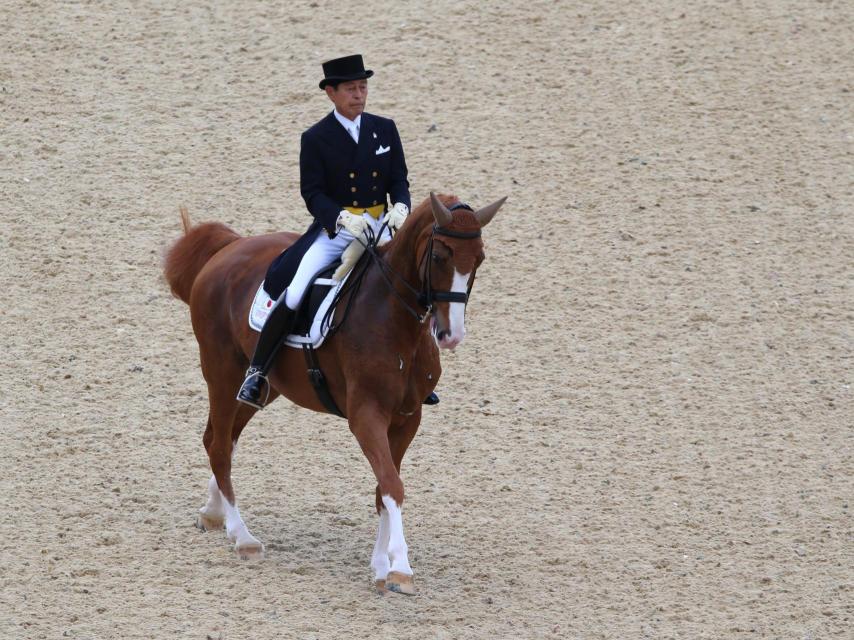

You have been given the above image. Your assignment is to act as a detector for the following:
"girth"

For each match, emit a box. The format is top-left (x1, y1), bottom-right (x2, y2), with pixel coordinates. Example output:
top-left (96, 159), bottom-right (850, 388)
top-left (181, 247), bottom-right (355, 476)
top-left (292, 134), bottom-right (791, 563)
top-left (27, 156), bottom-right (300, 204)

top-left (302, 343), bottom-right (345, 418)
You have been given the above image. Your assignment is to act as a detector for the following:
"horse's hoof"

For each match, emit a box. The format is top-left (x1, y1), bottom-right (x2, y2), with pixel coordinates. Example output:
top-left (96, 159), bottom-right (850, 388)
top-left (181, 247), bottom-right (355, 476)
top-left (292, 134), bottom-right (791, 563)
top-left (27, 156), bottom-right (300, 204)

top-left (196, 514), bottom-right (224, 531)
top-left (235, 542), bottom-right (265, 561)
top-left (385, 572), bottom-right (416, 596)
top-left (374, 579), bottom-right (388, 596)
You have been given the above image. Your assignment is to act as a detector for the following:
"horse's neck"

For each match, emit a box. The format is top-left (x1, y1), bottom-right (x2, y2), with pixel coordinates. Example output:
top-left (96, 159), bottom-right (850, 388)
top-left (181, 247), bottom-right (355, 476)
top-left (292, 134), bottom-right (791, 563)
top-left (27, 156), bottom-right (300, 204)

top-left (349, 217), bottom-right (430, 343)
top-left (380, 215), bottom-right (430, 285)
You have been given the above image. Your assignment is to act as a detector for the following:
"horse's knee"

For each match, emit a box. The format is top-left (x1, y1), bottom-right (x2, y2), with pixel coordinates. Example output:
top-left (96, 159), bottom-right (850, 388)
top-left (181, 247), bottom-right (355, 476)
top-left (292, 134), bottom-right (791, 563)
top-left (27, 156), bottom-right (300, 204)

top-left (378, 475), bottom-right (404, 507)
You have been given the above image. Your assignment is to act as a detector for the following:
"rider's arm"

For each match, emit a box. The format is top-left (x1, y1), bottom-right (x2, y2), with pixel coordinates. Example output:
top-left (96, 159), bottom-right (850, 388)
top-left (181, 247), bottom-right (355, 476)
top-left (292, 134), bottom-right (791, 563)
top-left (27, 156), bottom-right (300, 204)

top-left (386, 120), bottom-right (411, 213)
top-left (300, 130), bottom-right (344, 236)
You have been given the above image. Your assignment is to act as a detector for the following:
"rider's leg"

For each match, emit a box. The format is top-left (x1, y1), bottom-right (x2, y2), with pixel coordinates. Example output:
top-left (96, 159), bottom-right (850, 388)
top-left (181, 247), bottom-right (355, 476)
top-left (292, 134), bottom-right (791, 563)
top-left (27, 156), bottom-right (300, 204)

top-left (285, 228), bottom-right (353, 309)
top-left (236, 229), bottom-right (355, 409)
top-left (235, 291), bottom-right (297, 409)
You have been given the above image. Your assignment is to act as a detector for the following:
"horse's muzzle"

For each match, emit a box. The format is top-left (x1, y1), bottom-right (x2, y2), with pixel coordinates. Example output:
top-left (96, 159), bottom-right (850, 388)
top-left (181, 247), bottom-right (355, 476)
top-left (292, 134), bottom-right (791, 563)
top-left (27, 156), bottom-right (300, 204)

top-left (432, 316), bottom-right (464, 350)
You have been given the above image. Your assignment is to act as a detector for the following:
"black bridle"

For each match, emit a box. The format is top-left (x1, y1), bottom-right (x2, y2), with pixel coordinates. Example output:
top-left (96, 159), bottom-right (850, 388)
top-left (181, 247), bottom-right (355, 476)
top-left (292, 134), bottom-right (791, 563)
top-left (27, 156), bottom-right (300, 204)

top-left (417, 222), bottom-right (481, 309)
top-left (366, 203), bottom-right (482, 324)
top-left (323, 203), bottom-right (482, 335)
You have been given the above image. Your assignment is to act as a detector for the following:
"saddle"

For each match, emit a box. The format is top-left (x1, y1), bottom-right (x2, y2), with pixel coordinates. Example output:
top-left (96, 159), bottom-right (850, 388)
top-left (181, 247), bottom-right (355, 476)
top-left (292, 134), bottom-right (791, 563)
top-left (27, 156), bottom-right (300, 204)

top-left (251, 245), bottom-right (373, 419)
top-left (249, 261), bottom-right (348, 349)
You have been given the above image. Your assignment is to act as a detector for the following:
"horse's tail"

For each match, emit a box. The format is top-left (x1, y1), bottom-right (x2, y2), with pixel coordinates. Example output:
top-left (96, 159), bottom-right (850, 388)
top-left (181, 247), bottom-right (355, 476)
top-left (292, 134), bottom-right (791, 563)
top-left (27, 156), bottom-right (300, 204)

top-left (163, 206), bottom-right (240, 304)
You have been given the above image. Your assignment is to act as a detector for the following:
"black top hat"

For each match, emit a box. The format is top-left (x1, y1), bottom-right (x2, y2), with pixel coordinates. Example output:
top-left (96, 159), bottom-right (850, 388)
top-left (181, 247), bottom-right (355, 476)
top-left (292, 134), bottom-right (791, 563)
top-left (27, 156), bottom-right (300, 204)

top-left (319, 54), bottom-right (374, 89)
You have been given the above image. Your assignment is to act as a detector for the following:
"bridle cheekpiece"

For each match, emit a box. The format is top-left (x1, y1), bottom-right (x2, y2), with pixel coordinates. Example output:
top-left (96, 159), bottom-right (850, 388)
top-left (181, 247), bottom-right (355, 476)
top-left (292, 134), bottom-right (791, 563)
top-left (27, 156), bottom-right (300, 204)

top-left (419, 202), bottom-right (481, 311)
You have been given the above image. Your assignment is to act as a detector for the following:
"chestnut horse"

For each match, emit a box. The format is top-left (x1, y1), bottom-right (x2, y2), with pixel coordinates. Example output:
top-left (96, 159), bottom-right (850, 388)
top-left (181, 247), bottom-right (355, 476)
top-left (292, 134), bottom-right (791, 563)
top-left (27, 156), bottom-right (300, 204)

top-left (163, 192), bottom-right (505, 594)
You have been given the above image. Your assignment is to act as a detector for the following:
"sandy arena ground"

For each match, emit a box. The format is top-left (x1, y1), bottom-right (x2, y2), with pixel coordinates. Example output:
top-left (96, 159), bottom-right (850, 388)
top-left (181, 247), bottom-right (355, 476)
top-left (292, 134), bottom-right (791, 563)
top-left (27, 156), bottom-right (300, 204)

top-left (1, 1), bottom-right (851, 638)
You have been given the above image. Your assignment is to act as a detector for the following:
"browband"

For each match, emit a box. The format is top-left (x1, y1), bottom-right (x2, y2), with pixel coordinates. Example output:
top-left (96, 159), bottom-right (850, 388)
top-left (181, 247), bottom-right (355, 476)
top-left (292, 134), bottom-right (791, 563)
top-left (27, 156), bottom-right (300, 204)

top-left (435, 201), bottom-right (481, 238)
top-left (433, 225), bottom-right (481, 239)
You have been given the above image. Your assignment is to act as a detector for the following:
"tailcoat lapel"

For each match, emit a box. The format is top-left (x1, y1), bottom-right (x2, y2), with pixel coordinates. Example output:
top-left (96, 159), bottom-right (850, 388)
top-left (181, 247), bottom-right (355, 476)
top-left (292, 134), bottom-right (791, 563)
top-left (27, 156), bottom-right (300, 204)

top-left (354, 112), bottom-right (375, 167)
top-left (320, 111), bottom-right (358, 152)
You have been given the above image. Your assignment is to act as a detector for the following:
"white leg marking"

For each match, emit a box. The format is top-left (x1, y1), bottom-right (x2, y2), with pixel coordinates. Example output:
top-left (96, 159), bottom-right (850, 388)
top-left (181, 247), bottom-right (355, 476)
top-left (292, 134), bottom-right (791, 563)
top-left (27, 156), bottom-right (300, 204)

top-left (199, 441), bottom-right (239, 521)
top-left (381, 495), bottom-right (412, 575)
top-left (371, 507), bottom-right (392, 581)
top-left (199, 474), bottom-right (226, 521)
top-left (223, 499), bottom-right (261, 550)
top-left (225, 442), bottom-right (262, 552)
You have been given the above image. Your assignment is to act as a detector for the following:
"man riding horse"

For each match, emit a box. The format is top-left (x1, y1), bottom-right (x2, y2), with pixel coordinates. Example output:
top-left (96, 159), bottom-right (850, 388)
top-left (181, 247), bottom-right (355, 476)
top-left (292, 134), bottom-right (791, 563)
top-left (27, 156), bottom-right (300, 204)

top-left (236, 54), bottom-right (439, 409)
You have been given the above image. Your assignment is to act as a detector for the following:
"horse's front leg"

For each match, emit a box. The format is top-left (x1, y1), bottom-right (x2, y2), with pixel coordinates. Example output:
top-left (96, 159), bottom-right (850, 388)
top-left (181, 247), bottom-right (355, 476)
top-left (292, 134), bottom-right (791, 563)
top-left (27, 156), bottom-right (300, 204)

top-left (370, 505), bottom-right (391, 592)
top-left (369, 493), bottom-right (414, 594)
top-left (380, 411), bottom-right (421, 594)
top-left (380, 494), bottom-right (414, 594)
top-left (349, 403), bottom-right (416, 595)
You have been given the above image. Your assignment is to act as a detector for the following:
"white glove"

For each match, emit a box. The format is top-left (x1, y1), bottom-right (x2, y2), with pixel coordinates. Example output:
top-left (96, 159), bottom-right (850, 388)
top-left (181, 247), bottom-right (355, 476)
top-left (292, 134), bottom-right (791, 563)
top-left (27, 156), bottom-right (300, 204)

top-left (386, 202), bottom-right (409, 232)
top-left (336, 210), bottom-right (368, 237)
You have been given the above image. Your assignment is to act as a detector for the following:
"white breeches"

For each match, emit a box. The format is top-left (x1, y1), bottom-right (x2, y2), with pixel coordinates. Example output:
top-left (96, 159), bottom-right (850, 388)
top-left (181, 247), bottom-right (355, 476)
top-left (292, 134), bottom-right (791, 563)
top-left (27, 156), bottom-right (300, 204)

top-left (284, 212), bottom-right (390, 310)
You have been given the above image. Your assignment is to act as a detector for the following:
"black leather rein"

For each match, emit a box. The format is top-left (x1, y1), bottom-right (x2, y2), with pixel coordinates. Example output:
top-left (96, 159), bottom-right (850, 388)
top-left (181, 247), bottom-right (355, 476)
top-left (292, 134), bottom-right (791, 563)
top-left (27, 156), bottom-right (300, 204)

top-left (366, 203), bottom-right (482, 324)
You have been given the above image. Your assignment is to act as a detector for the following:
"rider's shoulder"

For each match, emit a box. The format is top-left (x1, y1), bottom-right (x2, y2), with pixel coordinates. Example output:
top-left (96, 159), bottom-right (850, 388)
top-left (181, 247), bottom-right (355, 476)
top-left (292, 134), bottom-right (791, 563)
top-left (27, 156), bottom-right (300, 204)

top-left (302, 118), bottom-right (328, 140)
top-left (365, 112), bottom-right (397, 129)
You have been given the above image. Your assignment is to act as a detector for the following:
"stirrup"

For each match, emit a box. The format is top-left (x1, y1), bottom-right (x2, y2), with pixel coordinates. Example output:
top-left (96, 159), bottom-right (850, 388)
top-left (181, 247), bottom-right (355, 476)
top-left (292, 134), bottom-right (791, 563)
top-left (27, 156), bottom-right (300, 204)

top-left (236, 368), bottom-right (271, 410)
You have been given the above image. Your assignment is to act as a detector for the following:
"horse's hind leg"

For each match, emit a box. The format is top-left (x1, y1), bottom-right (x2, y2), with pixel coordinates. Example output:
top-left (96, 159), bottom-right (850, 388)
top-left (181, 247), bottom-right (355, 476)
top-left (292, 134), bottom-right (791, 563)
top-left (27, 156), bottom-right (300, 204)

top-left (196, 405), bottom-right (257, 532)
top-left (197, 416), bottom-right (225, 530)
top-left (200, 369), bottom-right (265, 559)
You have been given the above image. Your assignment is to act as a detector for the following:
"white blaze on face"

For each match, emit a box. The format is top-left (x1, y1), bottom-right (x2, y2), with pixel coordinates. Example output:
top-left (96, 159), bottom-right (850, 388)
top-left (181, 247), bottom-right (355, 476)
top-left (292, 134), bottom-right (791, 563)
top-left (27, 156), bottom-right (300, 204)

top-left (440, 269), bottom-right (469, 349)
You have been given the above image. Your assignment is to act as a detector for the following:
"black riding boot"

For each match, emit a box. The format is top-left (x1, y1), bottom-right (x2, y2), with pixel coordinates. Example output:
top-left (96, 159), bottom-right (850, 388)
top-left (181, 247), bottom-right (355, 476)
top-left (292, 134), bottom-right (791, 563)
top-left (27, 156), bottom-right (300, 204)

top-left (236, 300), bottom-right (297, 409)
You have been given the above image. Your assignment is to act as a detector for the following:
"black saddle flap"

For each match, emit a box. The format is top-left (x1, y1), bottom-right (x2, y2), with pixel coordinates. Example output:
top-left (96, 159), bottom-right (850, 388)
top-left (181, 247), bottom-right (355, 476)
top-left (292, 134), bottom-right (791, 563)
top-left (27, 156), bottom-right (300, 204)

top-left (291, 262), bottom-right (341, 336)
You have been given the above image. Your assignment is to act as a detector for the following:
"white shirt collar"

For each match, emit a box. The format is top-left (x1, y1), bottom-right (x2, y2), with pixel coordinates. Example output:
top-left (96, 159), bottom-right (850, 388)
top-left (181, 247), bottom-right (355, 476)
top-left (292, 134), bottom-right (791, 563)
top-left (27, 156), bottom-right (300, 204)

top-left (333, 110), bottom-right (361, 143)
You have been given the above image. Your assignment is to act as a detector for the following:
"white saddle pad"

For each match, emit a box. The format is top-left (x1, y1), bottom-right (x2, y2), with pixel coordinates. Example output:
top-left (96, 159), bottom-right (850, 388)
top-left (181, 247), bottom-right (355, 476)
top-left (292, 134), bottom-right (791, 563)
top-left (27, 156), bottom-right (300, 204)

top-left (249, 276), bottom-right (347, 349)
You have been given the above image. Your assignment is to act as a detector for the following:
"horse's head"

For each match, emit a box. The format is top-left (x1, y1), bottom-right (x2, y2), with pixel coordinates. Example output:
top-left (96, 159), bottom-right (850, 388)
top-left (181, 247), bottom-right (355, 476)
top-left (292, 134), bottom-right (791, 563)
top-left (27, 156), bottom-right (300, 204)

top-left (421, 191), bottom-right (506, 350)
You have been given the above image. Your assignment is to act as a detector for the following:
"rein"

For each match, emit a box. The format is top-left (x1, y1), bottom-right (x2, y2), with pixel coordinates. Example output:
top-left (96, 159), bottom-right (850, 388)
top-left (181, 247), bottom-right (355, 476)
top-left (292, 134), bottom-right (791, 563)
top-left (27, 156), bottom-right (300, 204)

top-left (329, 203), bottom-right (481, 329)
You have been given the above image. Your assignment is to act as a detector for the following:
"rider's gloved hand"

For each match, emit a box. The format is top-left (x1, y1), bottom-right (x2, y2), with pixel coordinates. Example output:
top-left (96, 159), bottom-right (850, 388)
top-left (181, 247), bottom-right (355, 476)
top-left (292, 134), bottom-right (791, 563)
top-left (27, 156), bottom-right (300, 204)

top-left (336, 210), bottom-right (368, 237)
top-left (386, 202), bottom-right (409, 232)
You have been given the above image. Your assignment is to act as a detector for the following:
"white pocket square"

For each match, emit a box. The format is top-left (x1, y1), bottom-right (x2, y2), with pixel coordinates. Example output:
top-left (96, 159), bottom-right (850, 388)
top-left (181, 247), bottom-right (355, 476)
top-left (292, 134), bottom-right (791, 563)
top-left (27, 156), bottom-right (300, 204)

top-left (375, 145), bottom-right (390, 155)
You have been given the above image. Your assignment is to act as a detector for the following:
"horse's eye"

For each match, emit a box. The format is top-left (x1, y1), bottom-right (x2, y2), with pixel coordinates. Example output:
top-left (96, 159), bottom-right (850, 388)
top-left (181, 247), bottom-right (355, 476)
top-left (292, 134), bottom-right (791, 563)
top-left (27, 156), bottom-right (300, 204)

top-left (431, 252), bottom-right (444, 263)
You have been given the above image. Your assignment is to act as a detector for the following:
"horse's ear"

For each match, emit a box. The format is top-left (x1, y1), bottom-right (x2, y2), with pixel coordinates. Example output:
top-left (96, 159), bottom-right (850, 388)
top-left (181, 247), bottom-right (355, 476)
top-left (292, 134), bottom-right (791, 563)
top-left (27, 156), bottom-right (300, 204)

top-left (474, 196), bottom-right (507, 227)
top-left (430, 192), bottom-right (453, 227)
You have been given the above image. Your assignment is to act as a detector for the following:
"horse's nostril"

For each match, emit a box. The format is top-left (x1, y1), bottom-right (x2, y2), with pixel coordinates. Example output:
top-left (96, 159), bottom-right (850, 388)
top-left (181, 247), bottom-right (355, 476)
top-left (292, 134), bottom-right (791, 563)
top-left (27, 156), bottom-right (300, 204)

top-left (437, 330), bottom-right (449, 341)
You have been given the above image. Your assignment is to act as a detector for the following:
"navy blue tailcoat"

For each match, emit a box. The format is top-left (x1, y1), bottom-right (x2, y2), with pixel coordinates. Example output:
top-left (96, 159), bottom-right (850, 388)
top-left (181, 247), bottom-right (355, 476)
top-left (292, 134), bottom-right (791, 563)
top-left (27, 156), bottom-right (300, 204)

top-left (264, 111), bottom-right (411, 298)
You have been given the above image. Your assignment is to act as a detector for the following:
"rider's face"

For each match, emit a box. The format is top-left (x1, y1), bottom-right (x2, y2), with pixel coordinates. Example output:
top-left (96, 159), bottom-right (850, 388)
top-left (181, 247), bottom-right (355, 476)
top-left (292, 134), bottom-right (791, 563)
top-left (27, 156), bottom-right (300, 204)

top-left (326, 79), bottom-right (368, 121)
